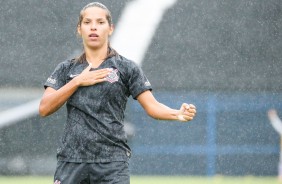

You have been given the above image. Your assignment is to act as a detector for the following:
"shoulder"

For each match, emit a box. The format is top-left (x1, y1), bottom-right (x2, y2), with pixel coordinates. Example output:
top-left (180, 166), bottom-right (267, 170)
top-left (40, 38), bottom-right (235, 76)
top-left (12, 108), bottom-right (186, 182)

top-left (112, 55), bottom-right (139, 71)
top-left (54, 59), bottom-right (78, 72)
top-left (58, 59), bottom-right (76, 68)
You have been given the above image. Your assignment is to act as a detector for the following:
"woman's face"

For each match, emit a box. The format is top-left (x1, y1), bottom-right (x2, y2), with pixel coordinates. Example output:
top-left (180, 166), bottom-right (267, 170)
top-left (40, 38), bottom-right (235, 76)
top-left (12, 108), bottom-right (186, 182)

top-left (77, 7), bottom-right (113, 50)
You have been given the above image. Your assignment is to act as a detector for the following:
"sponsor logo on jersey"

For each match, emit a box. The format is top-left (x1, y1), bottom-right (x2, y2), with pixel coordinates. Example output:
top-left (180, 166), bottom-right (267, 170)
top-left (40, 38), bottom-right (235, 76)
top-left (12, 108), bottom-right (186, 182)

top-left (47, 77), bottom-right (56, 84)
top-left (106, 68), bottom-right (119, 83)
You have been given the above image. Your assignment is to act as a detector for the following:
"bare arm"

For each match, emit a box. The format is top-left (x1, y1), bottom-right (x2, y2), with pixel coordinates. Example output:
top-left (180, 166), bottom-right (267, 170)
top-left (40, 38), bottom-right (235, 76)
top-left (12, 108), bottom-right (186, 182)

top-left (137, 90), bottom-right (196, 122)
top-left (39, 64), bottom-right (110, 117)
top-left (268, 109), bottom-right (282, 135)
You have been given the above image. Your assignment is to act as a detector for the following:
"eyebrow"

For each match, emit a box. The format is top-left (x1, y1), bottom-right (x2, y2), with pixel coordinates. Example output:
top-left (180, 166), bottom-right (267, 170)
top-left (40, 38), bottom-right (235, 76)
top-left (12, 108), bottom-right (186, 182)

top-left (83, 17), bottom-right (106, 21)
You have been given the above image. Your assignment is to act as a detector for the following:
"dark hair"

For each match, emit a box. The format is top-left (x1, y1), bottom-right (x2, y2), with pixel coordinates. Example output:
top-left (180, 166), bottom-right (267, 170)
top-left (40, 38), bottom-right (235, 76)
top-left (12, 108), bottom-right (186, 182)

top-left (76, 2), bottom-right (117, 63)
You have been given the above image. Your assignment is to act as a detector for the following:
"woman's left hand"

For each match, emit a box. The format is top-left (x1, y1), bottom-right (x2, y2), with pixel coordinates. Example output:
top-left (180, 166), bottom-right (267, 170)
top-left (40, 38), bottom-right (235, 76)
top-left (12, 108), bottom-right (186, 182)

top-left (177, 103), bottom-right (196, 122)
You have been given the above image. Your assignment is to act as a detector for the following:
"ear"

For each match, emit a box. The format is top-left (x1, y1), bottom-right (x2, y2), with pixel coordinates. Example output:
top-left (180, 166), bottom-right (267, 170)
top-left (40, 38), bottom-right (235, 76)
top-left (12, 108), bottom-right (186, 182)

top-left (109, 24), bottom-right (114, 36)
top-left (77, 25), bottom-right (81, 36)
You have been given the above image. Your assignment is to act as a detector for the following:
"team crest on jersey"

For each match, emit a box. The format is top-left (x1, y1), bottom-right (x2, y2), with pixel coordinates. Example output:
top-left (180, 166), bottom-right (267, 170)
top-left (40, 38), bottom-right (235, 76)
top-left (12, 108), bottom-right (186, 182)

top-left (106, 68), bottom-right (119, 83)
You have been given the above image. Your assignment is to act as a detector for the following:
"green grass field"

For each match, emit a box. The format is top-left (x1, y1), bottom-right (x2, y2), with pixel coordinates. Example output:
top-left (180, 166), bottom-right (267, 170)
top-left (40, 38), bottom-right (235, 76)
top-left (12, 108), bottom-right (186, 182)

top-left (0, 176), bottom-right (280, 184)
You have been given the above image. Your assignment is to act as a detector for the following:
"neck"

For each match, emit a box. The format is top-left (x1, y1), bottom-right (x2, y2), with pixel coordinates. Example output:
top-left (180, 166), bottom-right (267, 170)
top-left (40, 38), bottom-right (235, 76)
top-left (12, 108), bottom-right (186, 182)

top-left (84, 45), bottom-right (108, 68)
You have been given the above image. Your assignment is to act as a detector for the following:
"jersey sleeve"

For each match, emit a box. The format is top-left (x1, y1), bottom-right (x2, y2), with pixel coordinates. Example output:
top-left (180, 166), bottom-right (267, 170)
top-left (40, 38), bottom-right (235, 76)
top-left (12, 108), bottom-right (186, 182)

top-left (44, 61), bottom-right (69, 90)
top-left (128, 61), bottom-right (152, 100)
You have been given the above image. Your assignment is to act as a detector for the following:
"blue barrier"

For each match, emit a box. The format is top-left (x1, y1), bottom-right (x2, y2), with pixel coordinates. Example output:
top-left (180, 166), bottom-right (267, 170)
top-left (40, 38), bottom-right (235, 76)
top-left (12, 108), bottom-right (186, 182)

top-left (127, 91), bottom-right (282, 175)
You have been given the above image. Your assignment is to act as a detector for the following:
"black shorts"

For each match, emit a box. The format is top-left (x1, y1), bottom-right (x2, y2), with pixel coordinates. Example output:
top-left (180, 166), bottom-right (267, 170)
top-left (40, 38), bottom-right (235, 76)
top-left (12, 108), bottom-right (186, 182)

top-left (54, 161), bottom-right (130, 184)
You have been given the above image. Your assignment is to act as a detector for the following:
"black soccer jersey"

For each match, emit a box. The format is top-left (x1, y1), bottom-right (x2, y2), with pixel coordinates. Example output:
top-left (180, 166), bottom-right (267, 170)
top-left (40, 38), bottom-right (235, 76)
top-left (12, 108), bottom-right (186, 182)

top-left (44, 55), bottom-right (152, 163)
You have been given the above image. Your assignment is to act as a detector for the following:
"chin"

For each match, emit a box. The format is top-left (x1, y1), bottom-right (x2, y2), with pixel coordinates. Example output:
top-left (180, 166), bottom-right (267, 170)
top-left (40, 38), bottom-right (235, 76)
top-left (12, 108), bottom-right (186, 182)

top-left (88, 44), bottom-right (103, 50)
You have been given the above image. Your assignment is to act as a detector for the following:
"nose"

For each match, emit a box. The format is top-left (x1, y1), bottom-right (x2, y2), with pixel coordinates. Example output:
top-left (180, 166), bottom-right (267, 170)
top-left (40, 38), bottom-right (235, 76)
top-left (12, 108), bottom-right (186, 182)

top-left (90, 23), bottom-right (97, 31)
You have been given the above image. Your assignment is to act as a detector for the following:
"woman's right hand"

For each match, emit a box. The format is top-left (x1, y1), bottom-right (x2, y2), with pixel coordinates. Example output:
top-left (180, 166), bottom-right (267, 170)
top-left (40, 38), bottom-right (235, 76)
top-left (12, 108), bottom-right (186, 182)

top-left (39, 64), bottom-right (111, 117)
top-left (74, 64), bottom-right (111, 86)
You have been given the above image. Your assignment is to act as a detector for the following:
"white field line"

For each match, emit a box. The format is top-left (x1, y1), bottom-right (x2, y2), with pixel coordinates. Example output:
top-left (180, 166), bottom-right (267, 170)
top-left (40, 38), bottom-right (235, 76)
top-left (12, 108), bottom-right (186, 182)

top-left (111, 0), bottom-right (177, 66)
top-left (0, 0), bottom-right (177, 128)
top-left (0, 99), bottom-right (40, 129)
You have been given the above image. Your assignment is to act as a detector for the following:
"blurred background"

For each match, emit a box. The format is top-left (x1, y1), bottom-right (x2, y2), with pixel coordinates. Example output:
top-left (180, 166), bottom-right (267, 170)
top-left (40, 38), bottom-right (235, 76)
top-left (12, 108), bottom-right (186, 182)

top-left (0, 0), bottom-right (282, 177)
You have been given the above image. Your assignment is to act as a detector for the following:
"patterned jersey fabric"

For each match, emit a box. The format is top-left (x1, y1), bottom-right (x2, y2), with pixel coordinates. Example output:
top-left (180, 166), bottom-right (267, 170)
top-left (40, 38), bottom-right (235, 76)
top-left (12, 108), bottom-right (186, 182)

top-left (44, 55), bottom-right (152, 163)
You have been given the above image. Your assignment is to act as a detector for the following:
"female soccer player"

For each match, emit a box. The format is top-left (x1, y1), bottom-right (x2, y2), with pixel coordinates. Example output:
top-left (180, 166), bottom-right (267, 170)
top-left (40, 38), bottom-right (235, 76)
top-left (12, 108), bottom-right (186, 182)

top-left (39, 2), bottom-right (196, 184)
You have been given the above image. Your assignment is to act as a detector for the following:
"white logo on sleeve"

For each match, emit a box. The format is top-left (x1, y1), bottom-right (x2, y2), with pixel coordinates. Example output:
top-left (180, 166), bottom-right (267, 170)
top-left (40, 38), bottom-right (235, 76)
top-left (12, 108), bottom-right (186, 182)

top-left (106, 68), bottom-right (119, 83)
top-left (47, 77), bottom-right (56, 84)
top-left (70, 74), bottom-right (79, 78)
top-left (145, 80), bottom-right (151, 87)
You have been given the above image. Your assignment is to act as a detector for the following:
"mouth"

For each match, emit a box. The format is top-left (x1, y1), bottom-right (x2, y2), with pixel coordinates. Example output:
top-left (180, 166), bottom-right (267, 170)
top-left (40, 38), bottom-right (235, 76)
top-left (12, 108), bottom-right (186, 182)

top-left (89, 33), bottom-right (99, 38)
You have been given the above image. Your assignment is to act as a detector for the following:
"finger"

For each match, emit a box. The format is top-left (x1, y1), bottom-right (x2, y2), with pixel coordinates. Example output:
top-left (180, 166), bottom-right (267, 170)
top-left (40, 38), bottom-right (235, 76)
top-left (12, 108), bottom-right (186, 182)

top-left (184, 116), bottom-right (193, 121)
top-left (94, 68), bottom-right (112, 73)
top-left (91, 68), bottom-right (111, 76)
top-left (185, 108), bottom-right (196, 113)
top-left (182, 114), bottom-right (194, 120)
top-left (183, 110), bottom-right (196, 116)
top-left (188, 104), bottom-right (196, 109)
top-left (177, 114), bottom-right (193, 122)
top-left (93, 71), bottom-right (110, 79)
top-left (81, 63), bottom-right (93, 74)
top-left (88, 69), bottom-right (110, 79)
top-left (180, 103), bottom-right (189, 112)
top-left (94, 78), bottom-right (107, 84)
top-left (177, 114), bottom-right (186, 122)
top-left (184, 103), bottom-right (190, 110)
top-left (181, 103), bottom-right (196, 111)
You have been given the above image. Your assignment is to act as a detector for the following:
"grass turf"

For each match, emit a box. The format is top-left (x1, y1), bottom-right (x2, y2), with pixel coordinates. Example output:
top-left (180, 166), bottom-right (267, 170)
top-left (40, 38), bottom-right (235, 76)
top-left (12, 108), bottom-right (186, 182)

top-left (0, 176), bottom-right (280, 184)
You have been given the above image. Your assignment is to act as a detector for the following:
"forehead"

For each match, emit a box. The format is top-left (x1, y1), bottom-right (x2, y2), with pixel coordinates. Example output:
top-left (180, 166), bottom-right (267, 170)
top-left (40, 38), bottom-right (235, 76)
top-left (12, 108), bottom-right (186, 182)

top-left (82, 6), bottom-right (108, 19)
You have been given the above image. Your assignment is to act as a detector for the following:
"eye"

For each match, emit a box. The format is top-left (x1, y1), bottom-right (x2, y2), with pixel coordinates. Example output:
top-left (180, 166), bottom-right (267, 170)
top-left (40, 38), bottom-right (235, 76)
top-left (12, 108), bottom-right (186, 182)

top-left (84, 21), bottom-right (90, 24)
top-left (99, 21), bottom-right (105, 24)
